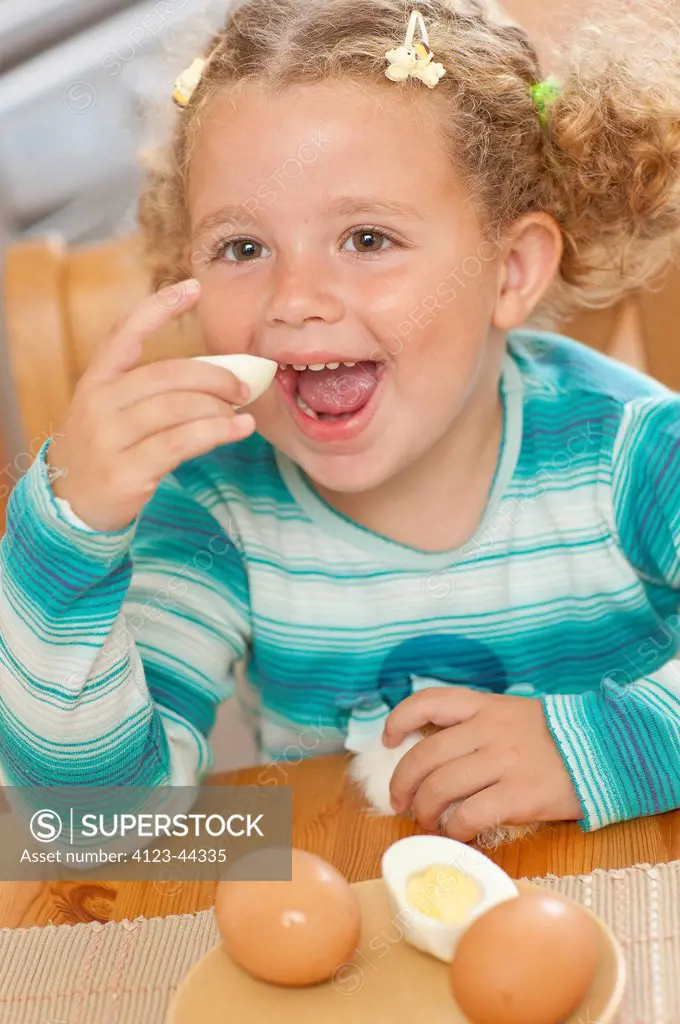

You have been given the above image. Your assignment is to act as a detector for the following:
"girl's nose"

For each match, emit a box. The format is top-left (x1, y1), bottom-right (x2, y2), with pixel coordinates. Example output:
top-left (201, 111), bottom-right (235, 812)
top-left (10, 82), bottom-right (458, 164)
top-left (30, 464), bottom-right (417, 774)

top-left (264, 257), bottom-right (344, 329)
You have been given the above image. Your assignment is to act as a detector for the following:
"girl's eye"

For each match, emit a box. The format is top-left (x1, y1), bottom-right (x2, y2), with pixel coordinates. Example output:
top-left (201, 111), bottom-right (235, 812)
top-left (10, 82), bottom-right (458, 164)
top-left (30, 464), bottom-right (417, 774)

top-left (217, 239), bottom-right (269, 263)
top-left (342, 229), bottom-right (394, 256)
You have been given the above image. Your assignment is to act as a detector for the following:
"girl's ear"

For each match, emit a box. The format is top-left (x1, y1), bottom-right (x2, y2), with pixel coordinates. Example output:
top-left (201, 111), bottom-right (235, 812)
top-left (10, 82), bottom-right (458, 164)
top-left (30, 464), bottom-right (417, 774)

top-left (492, 213), bottom-right (563, 331)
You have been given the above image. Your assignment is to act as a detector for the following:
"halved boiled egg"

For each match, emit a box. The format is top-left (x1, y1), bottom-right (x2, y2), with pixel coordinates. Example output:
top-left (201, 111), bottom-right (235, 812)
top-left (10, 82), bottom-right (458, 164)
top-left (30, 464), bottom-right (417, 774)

top-left (381, 835), bottom-right (519, 963)
top-left (193, 354), bottom-right (278, 407)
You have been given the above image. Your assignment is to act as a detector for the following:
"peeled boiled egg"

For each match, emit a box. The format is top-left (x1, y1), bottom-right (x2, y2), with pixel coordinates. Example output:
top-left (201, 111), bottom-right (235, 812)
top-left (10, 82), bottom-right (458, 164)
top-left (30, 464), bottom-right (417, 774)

top-left (214, 848), bottom-right (361, 986)
top-left (193, 353), bottom-right (278, 407)
top-left (381, 835), bottom-right (518, 963)
top-left (450, 890), bottom-right (600, 1024)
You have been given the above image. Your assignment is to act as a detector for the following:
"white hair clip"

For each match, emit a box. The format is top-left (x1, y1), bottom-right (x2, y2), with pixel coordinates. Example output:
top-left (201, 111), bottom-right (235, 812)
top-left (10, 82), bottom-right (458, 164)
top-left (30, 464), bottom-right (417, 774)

top-left (385, 9), bottom-right (446, 89)
top-left (173, 56), bottom-right (208, 108)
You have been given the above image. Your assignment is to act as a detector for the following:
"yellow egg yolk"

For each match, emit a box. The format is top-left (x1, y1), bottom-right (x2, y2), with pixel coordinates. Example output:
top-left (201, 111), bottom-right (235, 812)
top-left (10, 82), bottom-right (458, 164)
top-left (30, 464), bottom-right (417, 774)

top-left (406, 865), bottom-right (482, 925)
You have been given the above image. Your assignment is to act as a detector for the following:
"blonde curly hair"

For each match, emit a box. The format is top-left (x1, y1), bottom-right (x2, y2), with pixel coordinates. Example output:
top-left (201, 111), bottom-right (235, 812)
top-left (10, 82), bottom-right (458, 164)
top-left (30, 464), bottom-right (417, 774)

top-left (139, 0), bottom-right (680, 324)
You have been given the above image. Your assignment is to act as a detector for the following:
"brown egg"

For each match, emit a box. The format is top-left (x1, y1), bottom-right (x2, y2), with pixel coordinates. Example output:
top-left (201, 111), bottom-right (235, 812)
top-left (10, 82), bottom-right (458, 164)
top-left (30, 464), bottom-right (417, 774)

top-left (214, 848), bottom-right (361, 986)
top-left (450, 891), bottom-right (600, 1024)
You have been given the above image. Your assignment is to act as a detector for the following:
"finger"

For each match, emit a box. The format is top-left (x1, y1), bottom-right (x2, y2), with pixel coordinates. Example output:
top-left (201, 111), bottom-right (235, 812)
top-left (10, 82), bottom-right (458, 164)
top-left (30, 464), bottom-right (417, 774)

top-left (88, 280), bottom-right (201, 384)
top-left (442, 782), bottom-right (520, 844)
top-left (117, 391), bottom-right (242, 451)
top-left (411, 752), bottom-right (500, 831)
top-left (113, 358), bottom-right (249, 412)
top-left (389, 722), bottom-right (481, 813)
top-left (383, 687), bottom-right (485, 748)
top-left (134, 413), bottom-right (255, 483)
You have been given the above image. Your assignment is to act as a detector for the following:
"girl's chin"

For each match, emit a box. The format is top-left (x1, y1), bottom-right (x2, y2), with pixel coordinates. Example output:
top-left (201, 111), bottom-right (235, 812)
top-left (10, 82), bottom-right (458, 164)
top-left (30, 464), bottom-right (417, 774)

top-left (292, 448), bottom-right (401, 495)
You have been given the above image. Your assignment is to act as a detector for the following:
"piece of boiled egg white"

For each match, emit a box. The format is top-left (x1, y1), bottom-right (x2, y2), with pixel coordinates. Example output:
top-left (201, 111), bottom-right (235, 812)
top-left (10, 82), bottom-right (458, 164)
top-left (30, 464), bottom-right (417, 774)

top-left (381, 835), bottom-right (519, 963)
top-left (193, 354), bottom-right (278, 407)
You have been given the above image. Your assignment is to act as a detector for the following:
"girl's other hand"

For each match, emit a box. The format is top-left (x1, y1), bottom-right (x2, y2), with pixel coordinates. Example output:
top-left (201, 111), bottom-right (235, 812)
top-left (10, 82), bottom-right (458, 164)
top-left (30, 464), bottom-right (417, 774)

top-left (384, 686), bottom-right (582, 842)
top-left (46, 280), bottom-right (255, 532)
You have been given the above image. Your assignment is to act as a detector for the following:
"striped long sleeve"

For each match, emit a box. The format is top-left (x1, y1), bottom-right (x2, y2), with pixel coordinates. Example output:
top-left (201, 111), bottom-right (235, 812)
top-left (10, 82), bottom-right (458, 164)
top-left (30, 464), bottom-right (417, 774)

top-left (542, 396), bottom-right (680, 830)
top-left (0, 440), bottom-right (251, 790)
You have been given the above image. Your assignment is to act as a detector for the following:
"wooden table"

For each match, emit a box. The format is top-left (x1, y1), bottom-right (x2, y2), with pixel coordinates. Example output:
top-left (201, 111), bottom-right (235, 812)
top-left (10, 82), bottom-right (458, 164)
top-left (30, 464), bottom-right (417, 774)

top-left (0, 753), bottom-right (678, 928)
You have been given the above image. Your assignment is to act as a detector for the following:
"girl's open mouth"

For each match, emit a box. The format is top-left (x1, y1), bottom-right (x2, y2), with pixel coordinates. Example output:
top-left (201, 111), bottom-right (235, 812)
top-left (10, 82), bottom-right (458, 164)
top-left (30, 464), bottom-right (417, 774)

top-left (275, 360), bottom-right (387, 442)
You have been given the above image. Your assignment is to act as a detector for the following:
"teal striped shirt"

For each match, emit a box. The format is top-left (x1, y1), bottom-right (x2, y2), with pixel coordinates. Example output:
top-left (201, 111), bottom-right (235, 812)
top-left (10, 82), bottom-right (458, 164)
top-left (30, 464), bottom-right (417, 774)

top-left (1, 329), bottom-right (680, 832)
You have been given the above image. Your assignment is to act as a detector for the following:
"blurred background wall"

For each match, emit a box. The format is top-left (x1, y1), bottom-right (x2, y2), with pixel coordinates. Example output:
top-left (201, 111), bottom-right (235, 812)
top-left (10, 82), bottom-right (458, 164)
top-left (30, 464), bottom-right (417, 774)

top-left (0, 0), bottom-right (227, 244)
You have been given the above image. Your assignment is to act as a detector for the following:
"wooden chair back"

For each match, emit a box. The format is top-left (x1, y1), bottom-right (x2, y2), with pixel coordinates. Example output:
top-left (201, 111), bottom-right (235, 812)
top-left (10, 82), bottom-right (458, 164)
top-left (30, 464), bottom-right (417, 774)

top-left (3, 234), bottom-right (203, 445)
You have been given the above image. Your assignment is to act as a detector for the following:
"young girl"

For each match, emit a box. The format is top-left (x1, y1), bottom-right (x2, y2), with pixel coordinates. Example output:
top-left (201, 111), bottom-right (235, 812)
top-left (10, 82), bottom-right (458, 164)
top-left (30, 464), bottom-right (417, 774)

top-left (2, 0), bottom-right (680, 846)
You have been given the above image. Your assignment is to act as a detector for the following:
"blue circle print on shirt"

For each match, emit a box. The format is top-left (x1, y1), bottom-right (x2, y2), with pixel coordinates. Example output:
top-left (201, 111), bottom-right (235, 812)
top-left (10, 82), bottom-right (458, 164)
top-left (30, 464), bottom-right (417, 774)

top-left (376, 632), bottom-right (508, 709)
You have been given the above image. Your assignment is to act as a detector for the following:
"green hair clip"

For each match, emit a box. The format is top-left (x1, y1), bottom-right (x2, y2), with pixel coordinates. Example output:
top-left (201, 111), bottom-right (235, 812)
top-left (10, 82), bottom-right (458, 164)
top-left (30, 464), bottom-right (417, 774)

top-left (530, 75), bottom-right (562, 128)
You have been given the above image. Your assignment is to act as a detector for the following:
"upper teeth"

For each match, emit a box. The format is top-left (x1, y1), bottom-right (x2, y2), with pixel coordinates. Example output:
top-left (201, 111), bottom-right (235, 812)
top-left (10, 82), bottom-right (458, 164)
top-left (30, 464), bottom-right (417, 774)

top-left (280, 361), bottom-right (357, 371)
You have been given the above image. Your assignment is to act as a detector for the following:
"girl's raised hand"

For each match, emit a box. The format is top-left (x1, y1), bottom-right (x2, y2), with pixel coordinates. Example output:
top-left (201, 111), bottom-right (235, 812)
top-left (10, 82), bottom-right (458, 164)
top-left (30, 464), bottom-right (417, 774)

top-left (46, 280), bottom-right (256, 532)
top-left (383, 686), bottom-right (583, 842)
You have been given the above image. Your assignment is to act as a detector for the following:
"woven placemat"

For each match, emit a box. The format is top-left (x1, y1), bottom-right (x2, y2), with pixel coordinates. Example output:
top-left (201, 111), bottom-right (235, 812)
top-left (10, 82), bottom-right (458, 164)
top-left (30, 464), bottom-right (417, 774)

top-left (0, 861), bottom-right (678, 1024)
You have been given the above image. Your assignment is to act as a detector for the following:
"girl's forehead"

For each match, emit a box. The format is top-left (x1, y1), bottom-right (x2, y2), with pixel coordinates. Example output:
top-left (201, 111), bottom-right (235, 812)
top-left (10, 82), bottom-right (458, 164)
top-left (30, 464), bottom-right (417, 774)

top-left (199, 77), bottom-right (440, 135)
top-left (188, 79), bottom-right (457, 217)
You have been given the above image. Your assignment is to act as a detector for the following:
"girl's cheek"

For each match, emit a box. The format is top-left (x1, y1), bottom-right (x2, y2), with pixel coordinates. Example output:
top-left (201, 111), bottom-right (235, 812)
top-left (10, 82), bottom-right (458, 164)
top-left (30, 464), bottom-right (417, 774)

top-left (197, 283), bottom-right (249, 341)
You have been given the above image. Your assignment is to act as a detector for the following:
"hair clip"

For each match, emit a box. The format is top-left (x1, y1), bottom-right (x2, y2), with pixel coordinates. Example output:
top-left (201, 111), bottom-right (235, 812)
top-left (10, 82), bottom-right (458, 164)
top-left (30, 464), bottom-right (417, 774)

top-left (172, 56), bottom-right (208, 108)
top-left (530, 75), bottom-right (562, 128)
top-left (385, 9), bottom-right (446, 89)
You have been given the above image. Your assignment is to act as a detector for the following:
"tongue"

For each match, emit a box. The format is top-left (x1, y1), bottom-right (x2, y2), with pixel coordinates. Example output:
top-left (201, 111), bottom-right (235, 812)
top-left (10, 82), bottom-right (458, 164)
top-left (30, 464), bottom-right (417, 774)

top-left (297, 362), bottom-right (378, 415)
